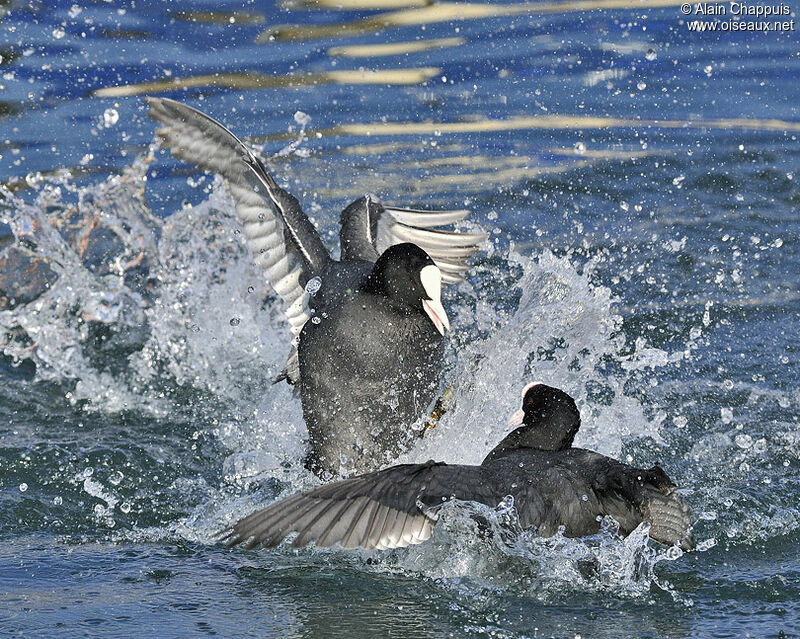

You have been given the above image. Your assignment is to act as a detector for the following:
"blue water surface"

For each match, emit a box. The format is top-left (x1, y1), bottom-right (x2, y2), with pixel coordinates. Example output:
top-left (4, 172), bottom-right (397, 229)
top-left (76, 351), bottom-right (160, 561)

top-left (1, 0), bottom-right (799, 637)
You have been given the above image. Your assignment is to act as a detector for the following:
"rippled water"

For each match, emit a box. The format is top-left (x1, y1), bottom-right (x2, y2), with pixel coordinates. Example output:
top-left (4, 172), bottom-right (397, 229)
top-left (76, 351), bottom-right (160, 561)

top-left (1, 1), bottom-right (799, 637)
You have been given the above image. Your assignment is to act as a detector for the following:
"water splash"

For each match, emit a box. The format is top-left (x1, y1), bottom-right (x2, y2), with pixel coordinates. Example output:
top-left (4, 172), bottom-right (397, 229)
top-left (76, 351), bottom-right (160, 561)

top-left (406, 248), bottom-right (684, 466)
top-left (366, 499), bottom-right (697, 603)
top-left (1, 155), bottom-right (706, 598)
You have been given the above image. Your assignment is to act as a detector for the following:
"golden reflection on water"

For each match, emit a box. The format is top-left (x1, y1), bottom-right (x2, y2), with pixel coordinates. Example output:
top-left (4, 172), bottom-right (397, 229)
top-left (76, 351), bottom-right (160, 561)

top-left (258, 0), bottom-right (693, 41)
top-left (314, 159), bottom-right (591, 198)
top-left (328, 36), bottom-right (464, 58)
top-left (320, 114), bottom-right (800, 136)
top-left (92, 68), bottom-right (441, 97)
top-left (397, 154), bottom-right (533, 169)
top-left (337, 141), bottom-right (467, 154)
top-left (173, 11), bottom-right (266, 25)
top-left (283, 0), bottom-right (431, 9)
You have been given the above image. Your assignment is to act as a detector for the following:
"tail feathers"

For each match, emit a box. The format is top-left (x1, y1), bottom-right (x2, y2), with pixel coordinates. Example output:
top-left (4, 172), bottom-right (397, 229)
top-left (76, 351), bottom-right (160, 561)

top-left (644, 489), bottom-right (694, 551)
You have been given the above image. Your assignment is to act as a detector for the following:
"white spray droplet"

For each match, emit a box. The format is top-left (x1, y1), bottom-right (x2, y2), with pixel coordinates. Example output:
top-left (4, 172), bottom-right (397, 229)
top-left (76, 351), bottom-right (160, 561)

top-left (103, 108), bottom-right (119, 127)
top-left (294, 111), bottom-right (311, 127)
top-left (305, 276), bottom-right (322, 295)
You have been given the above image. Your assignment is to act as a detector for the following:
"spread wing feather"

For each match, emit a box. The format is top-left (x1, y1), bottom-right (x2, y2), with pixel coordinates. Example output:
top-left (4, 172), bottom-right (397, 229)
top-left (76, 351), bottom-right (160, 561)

top-left (339, 195), bottom-right (486, 284)
top-left (219, 462), bottom-right (489, 551)
top-left (146, 97), bottom-right (330, 340)
top-left (220, 454), bottom-right (693, 552)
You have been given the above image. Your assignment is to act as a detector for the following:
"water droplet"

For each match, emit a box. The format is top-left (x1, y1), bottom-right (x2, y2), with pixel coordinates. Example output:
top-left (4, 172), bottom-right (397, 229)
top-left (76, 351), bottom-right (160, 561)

top-left (19, 483), bottom-right (28, 493)
top-left (696, 538), bottom-right (717, 552)
top-left (672, 175), bottom-right (685, 186)
top-left (52, 27), bottom-right (66, 40)
top-left (229, 317), bottom-right (240, 327)
top-left (120, 502), bottom-right (131, 514)
top-left (637, 81), bottom-right (646, 90)
top-left (734, 433), bottom-right (752, 449)
top-left (69, 5), bottom-right (82, 18)
top-left (247, 286), bottom-right (255, 294)
top-left (311, 316), bottom-right (322, 324)
top-left (109, 471), bottom-right (124, 486)
top-left (83, 467), bottom-right (94, 477)
top-left (103, 108), bottom-right (119, 127)
top-left (190, 324), bottom-right (200, 333)
top-left (704, 65), bottom-right (713, 76)
top-left (305, 276), bottom-right (322, 295)
top-left (581, 493), bottom-right (588, 502)
top-left (294, 111), bottom-right (311, 127)
top-left (645, 48), bottom-right (657, 61)
top-left (25, 172), bottom-right (42, 187)
top-left (665, 546), bottom-right (683, 560)
top-left (573, 141), bottom-right (586, 155)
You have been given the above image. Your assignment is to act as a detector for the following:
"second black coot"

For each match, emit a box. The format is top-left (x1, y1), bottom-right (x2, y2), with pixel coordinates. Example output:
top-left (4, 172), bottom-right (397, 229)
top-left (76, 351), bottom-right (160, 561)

top-left (146, 98), bottom-right (485, 477)
top-left (221, 383), bottom-right (695, 551)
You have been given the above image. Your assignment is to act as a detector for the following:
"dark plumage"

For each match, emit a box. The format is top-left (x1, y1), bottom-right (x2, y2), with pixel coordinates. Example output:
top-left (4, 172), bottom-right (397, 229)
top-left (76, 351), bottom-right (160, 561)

top-left (146, 98), bottom-right (485, 477)
top-left (299, 243), bottom-right (450, 476)
top-left (221, 383), bottom-right (694, 552)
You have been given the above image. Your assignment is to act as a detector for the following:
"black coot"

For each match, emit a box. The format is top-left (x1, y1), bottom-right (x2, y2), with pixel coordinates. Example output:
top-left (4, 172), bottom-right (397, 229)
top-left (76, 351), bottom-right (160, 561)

top-left (146, 98), bottom-right (485, 477)
top-left (221, 383), bottom-right (694, 551)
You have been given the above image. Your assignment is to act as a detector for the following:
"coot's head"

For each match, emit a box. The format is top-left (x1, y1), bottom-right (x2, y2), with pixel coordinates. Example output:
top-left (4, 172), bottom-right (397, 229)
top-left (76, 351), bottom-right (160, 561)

top-left (365, 242), bottom-right (450, 335)
top-left (506, 383), bottom-right (581, 451)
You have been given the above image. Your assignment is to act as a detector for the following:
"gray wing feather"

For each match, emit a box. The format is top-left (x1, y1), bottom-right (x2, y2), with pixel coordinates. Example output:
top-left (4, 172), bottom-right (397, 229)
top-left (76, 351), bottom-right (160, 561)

top-left (220, 462), bottom-right (489, 551)
top-left (146, 97), bottom-right (330, 342)
top-left (645, 490), bottom-right (694, 551)
top-left (339, 195), bottom-right (486, 283)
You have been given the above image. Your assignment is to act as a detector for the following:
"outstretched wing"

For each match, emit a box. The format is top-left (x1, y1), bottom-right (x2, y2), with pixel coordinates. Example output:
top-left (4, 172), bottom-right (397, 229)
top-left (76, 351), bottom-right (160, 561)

top-left (219, 461), bottom-right (490, 551)
top-left (146, 97), bottom-right (330, 339)
top-left (544, 451), bottom-right (695, 551)
top-left (595, 462), bottom-right (694, 551)
top-left (339, 195), bottom-right (486, 284)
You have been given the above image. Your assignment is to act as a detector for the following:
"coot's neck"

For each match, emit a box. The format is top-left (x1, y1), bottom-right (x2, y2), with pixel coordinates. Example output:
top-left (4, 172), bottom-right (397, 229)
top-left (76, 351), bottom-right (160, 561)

top-left (481, 417), bottom-right (580, 465)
